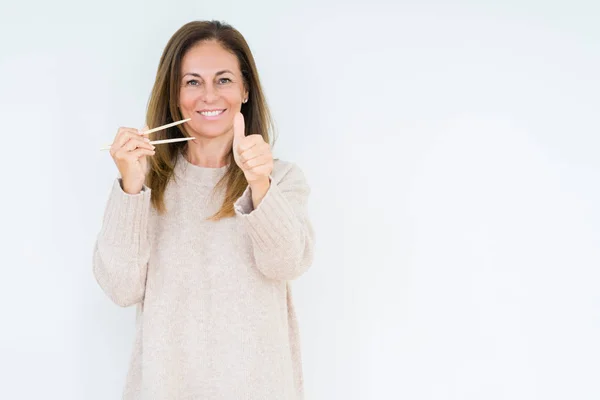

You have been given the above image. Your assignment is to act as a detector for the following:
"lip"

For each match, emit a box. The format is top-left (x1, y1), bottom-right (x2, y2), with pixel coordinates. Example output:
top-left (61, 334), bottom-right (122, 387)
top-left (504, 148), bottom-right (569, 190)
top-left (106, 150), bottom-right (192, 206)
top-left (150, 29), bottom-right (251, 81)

top-left (196, 108), bottom-right (227, 121)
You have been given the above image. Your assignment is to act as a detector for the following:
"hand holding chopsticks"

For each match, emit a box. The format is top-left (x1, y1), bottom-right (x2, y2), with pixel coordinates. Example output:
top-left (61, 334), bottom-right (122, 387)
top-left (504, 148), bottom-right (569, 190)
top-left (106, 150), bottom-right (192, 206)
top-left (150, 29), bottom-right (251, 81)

top-left (100, 118), bottom-right (193, 151)
top-left (105, 118), bottom-right (193, 195)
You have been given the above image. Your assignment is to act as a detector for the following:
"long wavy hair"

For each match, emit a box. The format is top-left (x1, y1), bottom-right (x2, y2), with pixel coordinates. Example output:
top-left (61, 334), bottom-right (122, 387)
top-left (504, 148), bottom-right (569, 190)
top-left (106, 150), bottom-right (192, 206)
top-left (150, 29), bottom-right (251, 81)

top-left (145, 20), bottom-right (274, 220)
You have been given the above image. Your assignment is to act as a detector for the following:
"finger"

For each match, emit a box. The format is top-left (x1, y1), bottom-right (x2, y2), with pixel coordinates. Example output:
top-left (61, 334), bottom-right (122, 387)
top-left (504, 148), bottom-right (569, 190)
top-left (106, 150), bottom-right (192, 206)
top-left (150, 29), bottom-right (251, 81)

top-left (123, 136), bottom-right (153, 152)
top-left (240, 143), bottom-right (270, 164)
top-left (245, 163), bottom-right (272, 177)
top-left (233, 113), bottom-right (245, 148)
top-left (126, 148), bottom-right (156, 161)
top-left (238, 134), bottom-right (265, 153)
top-left (138, 125), bottom-right (150, 136)
top-left (113, 131), bottom-right (148, 151)
top-left (115, 127), bottom-right (141, 142)
top-left (244, 154), bottom-right (272, 169)
top-left (115, 126), bottom-right (148, 145)
top-left (115, 138), bottom-right (154, 159)
top-left (238, 146), bottom-right (260, 163)
top-left (121, 138), bottom-right (154, 153)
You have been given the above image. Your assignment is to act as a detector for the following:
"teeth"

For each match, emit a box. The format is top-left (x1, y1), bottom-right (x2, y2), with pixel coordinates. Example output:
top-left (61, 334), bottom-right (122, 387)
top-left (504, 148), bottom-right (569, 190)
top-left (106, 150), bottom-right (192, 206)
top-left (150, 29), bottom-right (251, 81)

top-left (200, 110), bottom-right (224, 117)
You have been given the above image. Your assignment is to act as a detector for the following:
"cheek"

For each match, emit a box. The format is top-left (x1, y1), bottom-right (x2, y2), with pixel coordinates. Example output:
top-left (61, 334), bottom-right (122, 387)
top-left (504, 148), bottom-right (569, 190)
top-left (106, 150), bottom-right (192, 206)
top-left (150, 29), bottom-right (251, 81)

top-left (179, 90), bottom-right (198, 109)
top-left (222, 90), bottom-right (242, 107)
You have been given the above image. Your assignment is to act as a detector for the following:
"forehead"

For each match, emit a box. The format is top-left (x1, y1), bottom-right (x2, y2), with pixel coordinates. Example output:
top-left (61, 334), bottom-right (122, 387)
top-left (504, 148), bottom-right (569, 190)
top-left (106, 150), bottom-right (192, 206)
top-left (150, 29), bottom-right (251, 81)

top-left (181, 40), bottom-right (240, 74)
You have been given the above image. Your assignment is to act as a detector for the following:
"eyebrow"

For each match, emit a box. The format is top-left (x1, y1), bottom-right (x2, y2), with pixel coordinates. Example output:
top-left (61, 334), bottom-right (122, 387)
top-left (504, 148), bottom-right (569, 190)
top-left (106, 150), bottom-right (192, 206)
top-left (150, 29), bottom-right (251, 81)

top-left (182, 70), bottom-right (234, 79)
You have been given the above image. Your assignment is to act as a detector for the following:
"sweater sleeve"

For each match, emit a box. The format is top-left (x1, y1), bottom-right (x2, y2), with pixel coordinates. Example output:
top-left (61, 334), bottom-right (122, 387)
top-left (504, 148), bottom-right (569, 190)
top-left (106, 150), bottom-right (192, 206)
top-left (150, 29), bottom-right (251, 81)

top-left (234, 163), bottom-right (315, 281)
top-left (92, 178), bottom-right (152, 307)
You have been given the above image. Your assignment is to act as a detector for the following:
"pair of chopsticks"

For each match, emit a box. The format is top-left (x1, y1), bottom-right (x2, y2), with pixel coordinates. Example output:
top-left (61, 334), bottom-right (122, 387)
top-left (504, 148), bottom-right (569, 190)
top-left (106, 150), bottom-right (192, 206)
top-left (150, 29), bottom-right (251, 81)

top-left (100, 118), bottom-right (193, 151)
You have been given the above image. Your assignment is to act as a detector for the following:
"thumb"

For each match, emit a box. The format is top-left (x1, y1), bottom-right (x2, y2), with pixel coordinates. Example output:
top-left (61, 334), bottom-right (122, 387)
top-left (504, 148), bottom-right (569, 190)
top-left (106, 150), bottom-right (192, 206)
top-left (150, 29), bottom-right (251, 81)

top-left (138, 124), bottom-right (150, 136)
top-left (233, 112), bottom-right (245, 148)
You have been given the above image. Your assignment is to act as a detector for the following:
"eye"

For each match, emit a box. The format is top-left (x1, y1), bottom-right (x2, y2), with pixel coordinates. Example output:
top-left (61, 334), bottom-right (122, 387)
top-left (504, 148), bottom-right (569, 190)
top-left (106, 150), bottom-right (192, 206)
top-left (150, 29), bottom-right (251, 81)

top-left (218, 77), bottom-right (232, 84)
top-left (186, 79), bottom-right (200, 86)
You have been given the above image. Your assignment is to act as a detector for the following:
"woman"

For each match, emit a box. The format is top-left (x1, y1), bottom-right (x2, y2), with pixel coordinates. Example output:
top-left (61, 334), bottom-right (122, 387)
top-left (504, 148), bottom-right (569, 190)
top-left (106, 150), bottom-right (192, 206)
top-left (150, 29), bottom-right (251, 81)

top-left (93, 20), bottom-right (314, 399)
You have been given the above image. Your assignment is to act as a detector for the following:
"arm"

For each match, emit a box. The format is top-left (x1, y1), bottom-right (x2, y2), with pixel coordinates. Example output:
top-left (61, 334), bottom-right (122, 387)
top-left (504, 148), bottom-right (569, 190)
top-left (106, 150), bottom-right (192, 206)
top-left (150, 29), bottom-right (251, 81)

top-left (234, 163), bottom-right (315, 281)
top-left (92, 179), bottom-right (151, 307)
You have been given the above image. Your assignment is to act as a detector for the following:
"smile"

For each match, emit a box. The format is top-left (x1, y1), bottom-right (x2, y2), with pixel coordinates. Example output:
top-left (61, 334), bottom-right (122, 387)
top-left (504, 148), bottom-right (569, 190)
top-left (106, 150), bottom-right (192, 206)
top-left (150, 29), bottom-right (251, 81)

top-left (197, 109), bottom-right (226, 117)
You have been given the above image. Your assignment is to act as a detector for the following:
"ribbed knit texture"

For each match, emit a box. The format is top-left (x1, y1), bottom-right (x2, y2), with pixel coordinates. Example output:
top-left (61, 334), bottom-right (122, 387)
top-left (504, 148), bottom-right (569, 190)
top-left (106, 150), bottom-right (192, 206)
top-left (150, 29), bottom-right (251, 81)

top-left (92, 152), bottom-right (314, 399)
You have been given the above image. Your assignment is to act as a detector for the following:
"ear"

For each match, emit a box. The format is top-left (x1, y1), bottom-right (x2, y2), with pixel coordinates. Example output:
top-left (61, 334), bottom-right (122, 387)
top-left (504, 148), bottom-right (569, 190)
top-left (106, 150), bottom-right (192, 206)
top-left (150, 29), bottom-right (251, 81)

top-left (243, 83), bottom-right (249, 102)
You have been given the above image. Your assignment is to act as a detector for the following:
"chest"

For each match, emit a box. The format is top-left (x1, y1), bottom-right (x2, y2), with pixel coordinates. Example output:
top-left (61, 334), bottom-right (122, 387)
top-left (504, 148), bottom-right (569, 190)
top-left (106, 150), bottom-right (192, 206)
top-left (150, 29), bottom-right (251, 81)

top-left (146, 184), bottom-right (255, 283)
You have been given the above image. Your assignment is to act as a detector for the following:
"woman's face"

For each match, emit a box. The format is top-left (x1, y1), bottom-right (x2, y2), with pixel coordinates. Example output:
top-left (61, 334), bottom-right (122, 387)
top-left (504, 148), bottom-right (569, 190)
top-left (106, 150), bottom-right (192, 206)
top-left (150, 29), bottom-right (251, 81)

top-left (178, 40), bottom-right (248, 139)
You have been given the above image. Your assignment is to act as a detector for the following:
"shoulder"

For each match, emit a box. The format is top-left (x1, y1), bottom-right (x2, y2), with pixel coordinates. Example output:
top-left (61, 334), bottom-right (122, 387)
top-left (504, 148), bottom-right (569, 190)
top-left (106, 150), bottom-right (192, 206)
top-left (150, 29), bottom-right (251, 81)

top-left (271, 159), bottom-right (310, 190)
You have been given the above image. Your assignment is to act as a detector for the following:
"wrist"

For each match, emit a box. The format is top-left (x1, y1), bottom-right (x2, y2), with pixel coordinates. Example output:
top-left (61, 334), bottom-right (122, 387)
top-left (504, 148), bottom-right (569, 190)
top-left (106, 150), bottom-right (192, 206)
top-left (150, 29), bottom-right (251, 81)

top-left (249, 177), bottom-right (270, 191)
top-left (121, 179), bottom-right (143, 195)
top-left (249, 177), bottom-right (271, 209)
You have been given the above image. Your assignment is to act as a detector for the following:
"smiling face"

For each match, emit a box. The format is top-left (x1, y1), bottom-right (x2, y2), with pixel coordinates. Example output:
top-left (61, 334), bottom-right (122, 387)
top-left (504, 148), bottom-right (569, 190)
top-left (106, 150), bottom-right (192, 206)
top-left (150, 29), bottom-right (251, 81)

top-left (178, 40), bottom-right (248, 139)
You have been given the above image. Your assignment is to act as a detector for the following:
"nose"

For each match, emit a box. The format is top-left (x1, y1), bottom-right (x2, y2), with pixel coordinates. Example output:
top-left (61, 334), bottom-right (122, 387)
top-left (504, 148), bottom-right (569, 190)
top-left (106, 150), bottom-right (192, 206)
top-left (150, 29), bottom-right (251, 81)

top-left (202, 82), bottom-right (218, 103)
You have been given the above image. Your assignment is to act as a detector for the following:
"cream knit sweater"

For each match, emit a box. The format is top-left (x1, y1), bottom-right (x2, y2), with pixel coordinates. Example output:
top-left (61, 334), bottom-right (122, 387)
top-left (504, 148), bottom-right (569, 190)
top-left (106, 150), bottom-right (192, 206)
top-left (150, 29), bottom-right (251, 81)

top-left (93, 152), bottom-right (314, 399)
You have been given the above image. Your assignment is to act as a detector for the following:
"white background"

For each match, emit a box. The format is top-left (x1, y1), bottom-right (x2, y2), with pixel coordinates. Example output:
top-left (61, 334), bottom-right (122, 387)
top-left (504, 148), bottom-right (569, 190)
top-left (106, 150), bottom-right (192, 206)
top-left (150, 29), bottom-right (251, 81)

top-left (1, 1), bottom-right (599, 399)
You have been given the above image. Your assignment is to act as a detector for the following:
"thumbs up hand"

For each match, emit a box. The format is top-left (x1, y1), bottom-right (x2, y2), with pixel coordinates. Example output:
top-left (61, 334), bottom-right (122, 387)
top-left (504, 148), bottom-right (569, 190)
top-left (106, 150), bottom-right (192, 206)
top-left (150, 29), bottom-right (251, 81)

top-left (233, 112), bottom-right (273, 187)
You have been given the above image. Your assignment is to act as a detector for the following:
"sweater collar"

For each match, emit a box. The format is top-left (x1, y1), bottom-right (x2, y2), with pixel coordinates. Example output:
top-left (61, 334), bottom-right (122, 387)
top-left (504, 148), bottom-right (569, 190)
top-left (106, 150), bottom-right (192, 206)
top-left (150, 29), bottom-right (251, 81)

top-left (173, 151), bottom-right (229, 187)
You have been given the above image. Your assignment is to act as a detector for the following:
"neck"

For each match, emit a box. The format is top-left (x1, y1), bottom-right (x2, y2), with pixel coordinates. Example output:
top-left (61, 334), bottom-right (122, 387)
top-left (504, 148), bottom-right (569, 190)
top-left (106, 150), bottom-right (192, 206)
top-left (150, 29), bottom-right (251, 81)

top-left (185, 130), bottom-right (233, 168)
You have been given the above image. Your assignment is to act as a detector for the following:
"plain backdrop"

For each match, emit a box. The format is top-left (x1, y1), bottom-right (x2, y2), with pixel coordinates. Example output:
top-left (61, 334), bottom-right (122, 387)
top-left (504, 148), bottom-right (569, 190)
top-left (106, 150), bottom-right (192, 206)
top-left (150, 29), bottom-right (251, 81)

top-left (1, 0), bottom-right (599, 399)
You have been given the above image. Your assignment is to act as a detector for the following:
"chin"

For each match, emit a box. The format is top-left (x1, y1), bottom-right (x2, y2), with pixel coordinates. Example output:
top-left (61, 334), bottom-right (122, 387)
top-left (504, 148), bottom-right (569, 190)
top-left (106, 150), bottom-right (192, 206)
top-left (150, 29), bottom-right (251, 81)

top-left (190, 123), bottom-right (232, 138)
